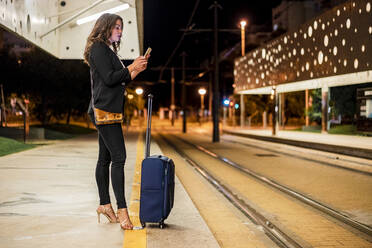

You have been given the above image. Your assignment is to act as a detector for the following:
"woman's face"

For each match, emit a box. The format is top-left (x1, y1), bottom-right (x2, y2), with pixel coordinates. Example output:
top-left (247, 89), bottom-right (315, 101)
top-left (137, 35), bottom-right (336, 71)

top-left (109, 19), bottom-right (123, 43)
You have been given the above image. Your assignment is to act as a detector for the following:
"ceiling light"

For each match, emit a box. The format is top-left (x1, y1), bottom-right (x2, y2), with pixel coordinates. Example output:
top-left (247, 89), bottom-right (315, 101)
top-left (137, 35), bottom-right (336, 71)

top-left (77, 4), bottom-right (129, 25)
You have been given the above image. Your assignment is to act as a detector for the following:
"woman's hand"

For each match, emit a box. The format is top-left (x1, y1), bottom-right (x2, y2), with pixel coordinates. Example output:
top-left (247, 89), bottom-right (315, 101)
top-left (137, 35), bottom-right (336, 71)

top-left (127, 56), bottom-right (148, 80)
top-left (131, 56), bottom-right (147, 72)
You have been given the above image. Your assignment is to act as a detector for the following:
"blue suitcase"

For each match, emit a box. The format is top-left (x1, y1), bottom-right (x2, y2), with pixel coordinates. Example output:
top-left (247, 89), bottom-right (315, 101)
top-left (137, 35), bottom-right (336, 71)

top-left (139, 94), bottom-right (175, 229)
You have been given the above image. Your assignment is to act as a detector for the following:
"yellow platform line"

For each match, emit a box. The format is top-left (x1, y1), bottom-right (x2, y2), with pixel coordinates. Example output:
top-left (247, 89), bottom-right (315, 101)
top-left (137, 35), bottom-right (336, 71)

top-left (123, 131), bottom-right (146, 248)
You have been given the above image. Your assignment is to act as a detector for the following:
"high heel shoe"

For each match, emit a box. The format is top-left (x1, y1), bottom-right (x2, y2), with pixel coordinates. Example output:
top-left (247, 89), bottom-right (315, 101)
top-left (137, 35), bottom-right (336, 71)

top-left (96, 204), bottom-right (117, 223)
top-left (117, 208), bottom-right (133, 230)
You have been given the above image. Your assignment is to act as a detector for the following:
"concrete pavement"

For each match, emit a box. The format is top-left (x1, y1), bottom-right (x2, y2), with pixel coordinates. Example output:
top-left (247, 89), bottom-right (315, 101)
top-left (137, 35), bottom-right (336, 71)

top-left (223, 128), bottom-right (372, 160)
top-left (0, 131), bottom-right (219, 248)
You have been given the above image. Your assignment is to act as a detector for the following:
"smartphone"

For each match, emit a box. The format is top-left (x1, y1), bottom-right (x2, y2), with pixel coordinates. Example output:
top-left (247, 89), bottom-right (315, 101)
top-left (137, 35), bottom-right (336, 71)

top-left (144, 47), bottom-right (152, 57)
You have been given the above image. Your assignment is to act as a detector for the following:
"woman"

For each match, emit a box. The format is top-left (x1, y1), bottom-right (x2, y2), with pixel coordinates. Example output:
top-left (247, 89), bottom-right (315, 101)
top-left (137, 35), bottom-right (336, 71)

top-left (84, 13), bottom-right (148, 230)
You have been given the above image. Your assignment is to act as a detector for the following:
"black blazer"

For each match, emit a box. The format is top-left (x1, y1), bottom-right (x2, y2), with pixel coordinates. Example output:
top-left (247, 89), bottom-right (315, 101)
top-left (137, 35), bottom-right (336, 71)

top-left (88, 42), bottom-right (131, 115)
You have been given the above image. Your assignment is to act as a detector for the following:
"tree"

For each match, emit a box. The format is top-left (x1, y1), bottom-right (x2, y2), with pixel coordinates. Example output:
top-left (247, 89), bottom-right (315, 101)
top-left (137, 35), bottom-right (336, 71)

top-left (0, 46), bottom-right (90, 125)
top-left (308, 88), bottom-right (322, 125)
top-left (284, 91), bottom-right (305, 126)
top-left (242, 94), bottom-right (270, 125)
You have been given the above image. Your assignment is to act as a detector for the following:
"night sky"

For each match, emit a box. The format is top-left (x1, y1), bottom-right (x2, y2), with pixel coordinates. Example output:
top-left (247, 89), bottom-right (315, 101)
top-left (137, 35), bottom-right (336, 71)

top-left (141, 0), bottom-right (282, 108)
top-left (144, 0), bottom-right (281, 68)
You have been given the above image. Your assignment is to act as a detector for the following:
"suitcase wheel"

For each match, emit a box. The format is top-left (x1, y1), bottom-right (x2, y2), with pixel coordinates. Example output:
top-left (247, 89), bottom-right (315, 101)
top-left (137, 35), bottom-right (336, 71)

top-left (141, 222), bottom-right (146, 228)
top-left (159, 221), bottom-right (164, 229)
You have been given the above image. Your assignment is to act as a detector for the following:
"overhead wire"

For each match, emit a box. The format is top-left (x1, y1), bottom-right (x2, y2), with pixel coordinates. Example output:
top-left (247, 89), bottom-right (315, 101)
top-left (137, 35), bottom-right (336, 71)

top-left (158, 0), bottom-right (201, 82)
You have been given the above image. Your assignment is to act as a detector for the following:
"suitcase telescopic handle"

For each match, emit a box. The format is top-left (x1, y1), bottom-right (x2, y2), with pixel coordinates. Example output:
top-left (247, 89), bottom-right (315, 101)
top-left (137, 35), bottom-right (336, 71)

top-left (145, 94), bottom-right (153, 158)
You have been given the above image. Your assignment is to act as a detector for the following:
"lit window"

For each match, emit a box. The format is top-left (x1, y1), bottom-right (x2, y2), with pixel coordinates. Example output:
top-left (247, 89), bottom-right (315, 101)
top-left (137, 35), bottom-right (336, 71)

top-left (308, 26), bottom-right (313, 37)
top-left (333, 46), bottom-right (338, 56)
top-left (318, 51), bottom-right (324, 64)
top-left (324, 35), bottom-right (329, 46)
top-left (346, 19), bottom-right (351, 29)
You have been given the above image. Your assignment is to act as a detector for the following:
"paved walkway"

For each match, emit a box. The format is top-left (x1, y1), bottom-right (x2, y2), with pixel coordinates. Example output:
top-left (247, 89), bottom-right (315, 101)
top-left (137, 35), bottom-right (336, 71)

top-left (222, 127), bottom-right (372, 160)
top-left (0, 131), bottom-right (219, 248)
top-left (224, 127), bottom-right (372, 150)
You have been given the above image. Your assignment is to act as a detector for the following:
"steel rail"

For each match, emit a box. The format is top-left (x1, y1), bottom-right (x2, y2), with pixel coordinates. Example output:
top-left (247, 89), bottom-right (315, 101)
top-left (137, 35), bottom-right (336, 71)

top-left (159, 134), bottom-right (304, 248)
top-left (173, 134), bottom-right (372, 238)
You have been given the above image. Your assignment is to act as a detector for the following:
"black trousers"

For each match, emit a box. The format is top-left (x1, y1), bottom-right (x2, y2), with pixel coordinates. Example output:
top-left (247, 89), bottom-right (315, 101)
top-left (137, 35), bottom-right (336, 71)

top-left (95, 123), bottom-right (127, 209)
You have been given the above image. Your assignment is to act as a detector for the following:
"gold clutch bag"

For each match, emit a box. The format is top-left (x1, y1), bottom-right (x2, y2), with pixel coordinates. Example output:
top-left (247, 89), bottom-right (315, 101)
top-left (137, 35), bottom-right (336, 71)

top-left (94, 107), bottom-right (123, 125)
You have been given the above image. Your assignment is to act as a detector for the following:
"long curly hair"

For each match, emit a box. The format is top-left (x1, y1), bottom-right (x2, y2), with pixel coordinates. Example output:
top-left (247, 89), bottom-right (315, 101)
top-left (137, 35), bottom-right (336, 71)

top-left (83, 13), bottom-right (123, 66)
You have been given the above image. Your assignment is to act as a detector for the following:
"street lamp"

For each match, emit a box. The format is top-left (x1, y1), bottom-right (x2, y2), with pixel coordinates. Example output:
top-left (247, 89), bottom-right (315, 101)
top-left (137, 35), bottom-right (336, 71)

top-left (240, 20), bottom-right (247, 129)
top-left (223, 99), bottom-right (229, 126)
top-left (135, 87), bottom-right (144, 121)
top-left (198, 88), bottom-right (207, 121)
top-left (240, 20), bottom-right (247, 56)
top-left (135, 87), bottom-right (143, 95)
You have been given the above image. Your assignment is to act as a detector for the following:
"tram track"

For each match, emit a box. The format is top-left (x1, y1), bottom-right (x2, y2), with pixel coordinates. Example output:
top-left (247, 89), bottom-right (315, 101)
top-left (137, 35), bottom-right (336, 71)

top-left (157, 133), bottom-right (372, 248)
top-left (158, 134), bottom-right (303, 248)
top-left (172, 134), bottom-right (372, 237)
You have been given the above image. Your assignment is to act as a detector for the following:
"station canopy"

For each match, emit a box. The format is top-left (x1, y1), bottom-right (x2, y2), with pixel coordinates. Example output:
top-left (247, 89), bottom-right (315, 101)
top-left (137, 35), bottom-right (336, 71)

top-left (0, 0), bottom-right (143, 59)
top-left (234, 0), bottom-right (372, 95)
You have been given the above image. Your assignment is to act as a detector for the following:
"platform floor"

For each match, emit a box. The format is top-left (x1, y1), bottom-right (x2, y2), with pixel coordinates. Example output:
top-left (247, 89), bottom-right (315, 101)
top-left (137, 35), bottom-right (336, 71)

top-left (0, 131), bottom-right (219, 248)
top-left (222, 127), bottom-right (372, 150)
